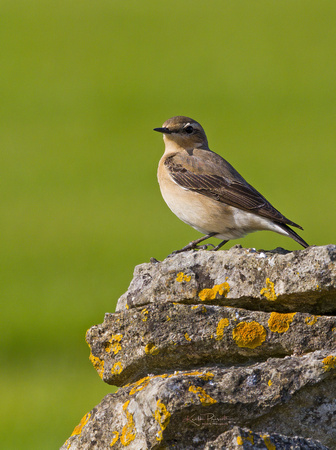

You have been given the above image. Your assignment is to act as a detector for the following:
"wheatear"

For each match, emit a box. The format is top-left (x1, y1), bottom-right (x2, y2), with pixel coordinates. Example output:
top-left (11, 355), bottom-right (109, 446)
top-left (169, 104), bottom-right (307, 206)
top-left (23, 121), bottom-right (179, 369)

top-left (155, 116), bottom-right (308, 253)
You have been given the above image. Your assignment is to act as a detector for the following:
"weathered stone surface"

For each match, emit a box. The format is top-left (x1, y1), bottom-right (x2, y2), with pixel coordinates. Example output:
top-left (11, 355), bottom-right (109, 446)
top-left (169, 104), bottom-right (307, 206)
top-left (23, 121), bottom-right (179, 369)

top-left (62, 245), bottom-right (336, 449)
top-left (86, 302), bottom-right (335, 386)
top-left (62, 351), bottom-right (335, 449)
top-left (117, 245), bottom-right (336, 314)
top-left (205, 426), bottom-right (329, 449)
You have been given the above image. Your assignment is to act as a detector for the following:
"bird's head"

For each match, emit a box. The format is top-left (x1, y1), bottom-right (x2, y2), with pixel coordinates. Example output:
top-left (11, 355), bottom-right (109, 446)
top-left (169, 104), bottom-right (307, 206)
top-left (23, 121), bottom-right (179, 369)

top-left (154, 116), bottom-right (208, 151)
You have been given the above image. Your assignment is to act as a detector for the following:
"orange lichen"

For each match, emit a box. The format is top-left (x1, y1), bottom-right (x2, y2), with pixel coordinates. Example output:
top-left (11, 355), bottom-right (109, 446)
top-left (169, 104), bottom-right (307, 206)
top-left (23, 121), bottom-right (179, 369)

top-left (111, 362), bottom-right (123, 375)
top-left (120, 401), bottom-right (136, 446)
top-left (141, 308), bottom-right (149, 322)
top-left (145, 342), bottom-right (160, 355)
top-left (176, 272), bottom-right (191, 282)
top-left (237, 436), bottom-right (243, 445)
top-left (154, 400), bottom-right (171, 442)
top-left (188, 386), bottom-right (217, 405)
top-left (105, 334), bottom-right (123, 354)
top-left (322, 355), bottom-right (336, 371)
top-left (263, 435), bottom-right (276, 450)
top-left (198, 282), bottom-right (230, 301)
top-left (89, 354), bottom-right (104, 379)
top-left (215, 318), bottom-right (229, 340)
top-left (268, 312), bottom-right (296, 333)
top-left (232, 321), bottom-right (266, 349)
top-left (70, 412), bottom-right (91, 437)
top-left (110, 431), bottom-right (119, 447)
top-left (260, 278), bottom-right (277, 301)
top-left (184, 333), bottom-right (191, 341)
top-left (305, 315), bottom-right (319, 326)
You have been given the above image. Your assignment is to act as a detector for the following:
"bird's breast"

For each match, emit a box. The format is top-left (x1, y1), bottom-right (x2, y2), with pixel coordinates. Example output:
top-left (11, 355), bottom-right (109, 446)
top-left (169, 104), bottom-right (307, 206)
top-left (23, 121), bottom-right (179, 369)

top-left (158, 158), bottom-right (235, 236)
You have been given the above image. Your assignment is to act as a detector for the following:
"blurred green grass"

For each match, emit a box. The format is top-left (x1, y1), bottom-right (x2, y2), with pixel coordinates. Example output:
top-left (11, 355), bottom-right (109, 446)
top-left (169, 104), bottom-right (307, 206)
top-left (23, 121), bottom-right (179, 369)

top-left (1, 0), bottom-right (335, 447)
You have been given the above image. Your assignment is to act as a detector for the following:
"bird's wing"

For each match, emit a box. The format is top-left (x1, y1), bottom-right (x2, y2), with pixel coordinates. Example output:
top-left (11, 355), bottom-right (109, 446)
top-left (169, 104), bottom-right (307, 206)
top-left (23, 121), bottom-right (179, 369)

top-left (164, 152), bottom-right (303, 229)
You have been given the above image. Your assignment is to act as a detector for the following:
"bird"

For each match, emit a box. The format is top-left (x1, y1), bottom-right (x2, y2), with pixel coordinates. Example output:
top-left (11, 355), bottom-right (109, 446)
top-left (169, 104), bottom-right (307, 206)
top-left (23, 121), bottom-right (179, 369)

top-left (154, 116), bottom-right (309, 254)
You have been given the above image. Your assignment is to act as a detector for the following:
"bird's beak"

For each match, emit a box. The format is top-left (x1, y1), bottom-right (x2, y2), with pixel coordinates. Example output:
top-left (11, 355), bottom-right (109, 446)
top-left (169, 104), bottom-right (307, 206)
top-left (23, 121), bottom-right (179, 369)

top-left (153, 127), bottom-right (171, 134)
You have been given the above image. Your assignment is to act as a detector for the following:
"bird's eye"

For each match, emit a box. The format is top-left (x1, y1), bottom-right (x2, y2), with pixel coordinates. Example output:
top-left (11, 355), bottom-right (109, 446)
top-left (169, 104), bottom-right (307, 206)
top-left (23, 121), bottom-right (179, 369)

top-left (184, 125), bottom-right (194, 134)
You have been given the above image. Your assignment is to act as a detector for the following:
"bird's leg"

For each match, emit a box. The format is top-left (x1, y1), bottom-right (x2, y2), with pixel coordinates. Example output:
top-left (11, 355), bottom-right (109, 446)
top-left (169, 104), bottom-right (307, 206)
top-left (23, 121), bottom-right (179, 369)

top-left (210, 240), bottom-right (229, 251)
top-left (168, 232), bottom-right (216, 256)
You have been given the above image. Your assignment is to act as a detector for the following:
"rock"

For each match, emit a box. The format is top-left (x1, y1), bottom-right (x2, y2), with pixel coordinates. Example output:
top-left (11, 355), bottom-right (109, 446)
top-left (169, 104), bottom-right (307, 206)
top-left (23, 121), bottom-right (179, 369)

top-left (62, 245), bottom-right (336, 449)
top-left (86, 303), bottom-right (335, 386)
top-left (205, 426), bottom-right (329, 449)
top-left (62, 352), bottom-right (335, 449)
top-left (116, 245), bottom-right (336, 314)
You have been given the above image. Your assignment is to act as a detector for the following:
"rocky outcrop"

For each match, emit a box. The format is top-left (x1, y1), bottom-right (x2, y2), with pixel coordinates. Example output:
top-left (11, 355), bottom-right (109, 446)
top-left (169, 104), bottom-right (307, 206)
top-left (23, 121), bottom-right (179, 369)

top-left (62, 245), bottom-right (336, 449)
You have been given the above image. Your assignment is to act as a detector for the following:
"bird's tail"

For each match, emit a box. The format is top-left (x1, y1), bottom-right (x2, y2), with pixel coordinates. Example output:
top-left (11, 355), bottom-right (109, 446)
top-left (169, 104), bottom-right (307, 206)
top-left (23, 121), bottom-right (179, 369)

top-left (277, 223), bottom-right (309, 248)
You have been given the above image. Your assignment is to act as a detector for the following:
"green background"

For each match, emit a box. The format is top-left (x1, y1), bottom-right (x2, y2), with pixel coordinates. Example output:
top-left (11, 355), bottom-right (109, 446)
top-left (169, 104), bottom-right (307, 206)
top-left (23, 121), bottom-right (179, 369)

top-left (1, 1), bottom-right (335, 448)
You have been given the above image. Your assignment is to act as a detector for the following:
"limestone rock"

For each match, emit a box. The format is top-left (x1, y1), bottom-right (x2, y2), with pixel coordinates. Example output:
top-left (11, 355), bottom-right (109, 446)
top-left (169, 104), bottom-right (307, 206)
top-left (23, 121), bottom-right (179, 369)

top-left (86, 303), bottom-right (335, 386)
top-left (62, 351), bottom-right (335, 449)
top-left (205, 426), bottom-right (329, 449)
top-left (117, 245), bottom-right (336, 314)
top-left (62, 245), bottom-right (336, 449)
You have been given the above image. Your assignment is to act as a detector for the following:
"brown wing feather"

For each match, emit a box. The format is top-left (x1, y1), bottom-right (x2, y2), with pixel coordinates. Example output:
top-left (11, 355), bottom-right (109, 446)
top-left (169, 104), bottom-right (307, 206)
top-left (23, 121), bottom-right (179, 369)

top-left (165, 154), bottom-right (303, 230)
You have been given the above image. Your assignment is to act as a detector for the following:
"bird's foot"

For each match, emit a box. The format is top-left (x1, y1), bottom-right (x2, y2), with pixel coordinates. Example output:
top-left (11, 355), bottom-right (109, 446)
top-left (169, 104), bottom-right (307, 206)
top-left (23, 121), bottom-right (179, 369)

top-left (197, 243), bottom-right (215, 250)
top-left (166, 233), bottom-right (217, 258)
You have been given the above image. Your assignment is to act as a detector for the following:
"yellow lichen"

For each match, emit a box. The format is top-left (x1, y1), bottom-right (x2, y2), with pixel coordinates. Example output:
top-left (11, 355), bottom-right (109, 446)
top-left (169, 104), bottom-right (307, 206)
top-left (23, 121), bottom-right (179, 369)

top-left (179, 370), bottom-right (215, 381)
top-left (141, 308), bottom-right (149, 322)
top-left (129, 376), bottom-right (151, 395)
top-left (215, 318), bottom-right (229, 340)
top-left (237, 436), bottom-right (243, 445)
top-left (184, 333), bottom-right (191, 341)
top-left (305, 315), bottom-right (319, 326)
top-left (89, 354), bottom-right (104, 379)
top-left (198, 282), bottom-right (230, 301)
top-left (263, 435), bottom-right (276, 450)
top-left (154, 400), bottom-right (171, 442)
top-left (176, 272), bottom-right (191, 282)
top-left (105, 334), bottom-right (123, 354)
top-left (260, 278), bottom-right (277, 301)
top-left (188, 385), bottom-right (217, 405)
top-left (232, 321), bottom-right (266, 349)
top-left (120, 401), bottom-right (136, 446)
top-left (246, 432), bottom-right (254, 444)
top-left (201, 306), bottom-right (207, 313)
top-left (110, 431), bottom-right (119, 447)
top-left (145, 342), bottom-right (160, 355)
top-left (70, 412), bottom-right (91, 437)
top-left (322, 355), bottom-right (336, 371)
top-left (191, 305), bottom-right (198, 310)
top-left (111, 362), bottom-right (123, 375)
top-left (125, 304), bottom-right (129, 310)
top-left (268, 379), bottom-right (273, 386)
top-left (268, 312), bottom-right (296, 333)
top-left (166, 316), bottom-right (171, 321)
